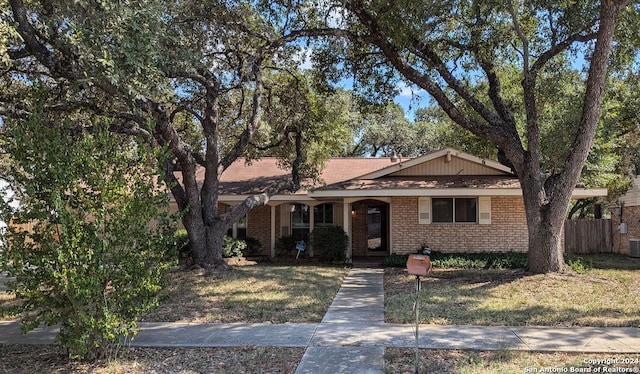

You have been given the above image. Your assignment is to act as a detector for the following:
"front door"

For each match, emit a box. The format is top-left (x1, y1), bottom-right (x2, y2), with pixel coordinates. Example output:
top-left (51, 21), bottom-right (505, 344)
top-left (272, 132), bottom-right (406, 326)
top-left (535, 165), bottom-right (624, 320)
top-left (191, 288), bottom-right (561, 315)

top-left (367, 205), bottom-right (387, 252)
top-left (351, 200), bottom-right (389, 257)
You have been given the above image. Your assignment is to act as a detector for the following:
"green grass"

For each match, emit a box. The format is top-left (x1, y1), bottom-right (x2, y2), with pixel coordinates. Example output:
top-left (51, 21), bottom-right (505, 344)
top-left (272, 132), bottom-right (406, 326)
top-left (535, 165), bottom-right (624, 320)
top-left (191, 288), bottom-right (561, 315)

top-left (142, 261), bottom-right (350, 323)
top-left (385, 254), bottom-right (640, 327)
top-left (3, 262), bottom-right (350, 324)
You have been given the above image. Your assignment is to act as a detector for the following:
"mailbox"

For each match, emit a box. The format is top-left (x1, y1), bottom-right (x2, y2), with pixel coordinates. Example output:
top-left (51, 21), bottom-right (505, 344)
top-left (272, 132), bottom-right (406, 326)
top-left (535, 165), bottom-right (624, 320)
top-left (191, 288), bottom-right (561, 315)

top-left (406, 254), bottom-right (432, 276)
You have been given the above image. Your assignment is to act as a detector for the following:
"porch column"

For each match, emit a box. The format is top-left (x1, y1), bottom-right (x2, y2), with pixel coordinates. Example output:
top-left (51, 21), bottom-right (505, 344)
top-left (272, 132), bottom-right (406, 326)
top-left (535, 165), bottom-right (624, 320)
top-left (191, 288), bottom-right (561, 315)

top-left (309, 205), bottom-right (314, 257)
top-left (343, 201), bottom-right (352, 261)
top-left (270, 205), bottom-right (276, 258)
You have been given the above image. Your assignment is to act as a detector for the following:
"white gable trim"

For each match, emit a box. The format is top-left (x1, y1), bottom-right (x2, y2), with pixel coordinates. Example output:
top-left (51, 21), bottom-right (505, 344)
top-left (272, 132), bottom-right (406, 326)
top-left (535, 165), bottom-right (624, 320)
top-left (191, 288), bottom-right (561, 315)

top-left (357, 148), bottom-right (514, 180)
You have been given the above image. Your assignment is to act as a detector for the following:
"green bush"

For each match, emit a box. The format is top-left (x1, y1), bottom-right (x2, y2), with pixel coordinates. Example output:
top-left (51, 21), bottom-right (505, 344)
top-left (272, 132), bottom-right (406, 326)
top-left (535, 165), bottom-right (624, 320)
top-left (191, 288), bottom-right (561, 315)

top-left (310, 226), bottom-right (348, 262)
top-left (430, 251), bottom-right (527, 269)
top-left (383, 254), bottom-right (409, 267)
top-left (565, 253), bottom-right (593, 274)
top-left (383, 251), bottom-right (528, 269)
top-left (222, 236), bottom-right (246, 258)
top-left (243, 237), bottom-right (263, 257)
top-left (275, 235), bottom-right (297, 257)
top-left (384, 252), bottom-right (599, 272)
top-left (171, 229), bottom-right (191, 260)
top-left (0, 111), bottom-right (174, 361)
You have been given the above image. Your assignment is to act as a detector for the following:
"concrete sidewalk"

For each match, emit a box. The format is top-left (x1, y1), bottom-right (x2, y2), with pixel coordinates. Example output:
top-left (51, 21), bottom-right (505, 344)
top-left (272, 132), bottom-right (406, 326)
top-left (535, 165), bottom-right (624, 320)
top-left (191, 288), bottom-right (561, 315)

top-left (2, 319), bottom-right (638, 353)
top-left (1, 268), bottom-right (639, 371)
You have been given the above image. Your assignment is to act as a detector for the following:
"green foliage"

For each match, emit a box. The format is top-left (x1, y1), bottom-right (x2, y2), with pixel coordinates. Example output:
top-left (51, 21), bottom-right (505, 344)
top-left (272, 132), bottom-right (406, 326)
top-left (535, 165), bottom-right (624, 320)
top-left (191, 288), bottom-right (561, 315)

top-left (222, 236), bottom-right (246, 258)
top-left (430, 252), bottom-right (528, 269)
top-left (413, 107), bottom-right (498, 159)
top-left (310, 226), bottom-right (348, 262)
top-left (171, 229), bottom-right (191, 261)
top-left (0, 99), bottom-right (174, 361)
top-left (243, 237), bottom-right (263, 257)
top-left (565, 254), bottom-right (593, 274)
top-left (383, 252), bottom-right (528, 270)
top-left (384, 252), bottom-right (605, 272)
top-left (382, 254), bottom-right (409, 268)
top-left (275, 235), bottom-right (297, 257)
top-left (251, 73), bottom-right (355, 181)
top-left (1, 0), bottom-right (360, 271)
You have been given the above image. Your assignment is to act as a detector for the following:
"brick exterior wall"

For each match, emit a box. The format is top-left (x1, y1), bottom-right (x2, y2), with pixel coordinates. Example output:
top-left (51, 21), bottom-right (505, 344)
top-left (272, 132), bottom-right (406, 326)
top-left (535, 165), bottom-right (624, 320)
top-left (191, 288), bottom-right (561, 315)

top-left (611, 205), bottom-right (637, 255)
top-left (216, 203), bottom-right (280, 256)
top-left (214, 197), bottom-right (531, 256)
top-left (390, 196), bottom-right (529, 254)
top-left (247, 205), bottom-right (273, 256)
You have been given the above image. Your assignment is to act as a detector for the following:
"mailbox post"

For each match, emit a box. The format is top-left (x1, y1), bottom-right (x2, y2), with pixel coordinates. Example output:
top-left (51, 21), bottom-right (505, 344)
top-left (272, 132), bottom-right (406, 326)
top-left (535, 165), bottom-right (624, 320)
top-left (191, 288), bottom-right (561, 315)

top-left (406, 252), bottom-right (433, 374)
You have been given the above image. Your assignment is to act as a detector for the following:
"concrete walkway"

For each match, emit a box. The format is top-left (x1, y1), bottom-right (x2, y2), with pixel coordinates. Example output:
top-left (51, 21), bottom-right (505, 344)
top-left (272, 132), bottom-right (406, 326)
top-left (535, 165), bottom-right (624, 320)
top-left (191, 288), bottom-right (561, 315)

top-left (1, 269), bottom-right (640, 371)
top-left (296, 268), bottom-right (386, 374)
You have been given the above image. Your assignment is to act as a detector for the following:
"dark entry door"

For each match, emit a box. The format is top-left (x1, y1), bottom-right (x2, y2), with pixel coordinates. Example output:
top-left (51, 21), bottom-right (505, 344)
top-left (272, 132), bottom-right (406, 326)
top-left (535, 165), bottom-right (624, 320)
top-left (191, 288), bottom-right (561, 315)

top-left (367, 204), bottom-right (388, 252)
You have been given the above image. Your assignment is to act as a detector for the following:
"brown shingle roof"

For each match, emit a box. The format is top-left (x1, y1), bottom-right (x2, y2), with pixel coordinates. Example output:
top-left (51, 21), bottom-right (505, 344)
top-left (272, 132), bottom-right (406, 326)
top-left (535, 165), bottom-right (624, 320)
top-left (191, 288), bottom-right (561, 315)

top-left (207, 157), bottom-right (393, 195)
top-left (186, 156), bottom-right (521, 195)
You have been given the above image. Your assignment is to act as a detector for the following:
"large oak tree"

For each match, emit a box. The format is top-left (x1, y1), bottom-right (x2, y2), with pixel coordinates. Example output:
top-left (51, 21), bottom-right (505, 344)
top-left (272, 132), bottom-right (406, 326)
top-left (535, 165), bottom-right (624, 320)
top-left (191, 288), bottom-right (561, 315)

top-left (315, 0), bottom-right (634, 273)
top-left (1, 0), bottom-right (347, 270)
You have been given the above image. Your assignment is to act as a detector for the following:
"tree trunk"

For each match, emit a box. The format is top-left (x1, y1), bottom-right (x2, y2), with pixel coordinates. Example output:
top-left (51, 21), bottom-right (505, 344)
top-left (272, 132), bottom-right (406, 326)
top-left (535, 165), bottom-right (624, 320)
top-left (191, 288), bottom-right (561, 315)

top-left (525, 206), bottom-right (565, 274)
top-left (180, 205), bottom-right (230, 271)
top-left (183, 214), bottom-right (212, 266)
top-left (516, 158), bottom-right (568, 273)
top-left (207, 223), bottom-right (229, 271)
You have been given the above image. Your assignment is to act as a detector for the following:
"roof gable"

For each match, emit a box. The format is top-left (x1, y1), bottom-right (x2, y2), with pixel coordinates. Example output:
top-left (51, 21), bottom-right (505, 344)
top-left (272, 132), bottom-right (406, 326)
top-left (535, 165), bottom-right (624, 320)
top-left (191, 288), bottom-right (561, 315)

top-left (357, 148), bottom-right (513, 179)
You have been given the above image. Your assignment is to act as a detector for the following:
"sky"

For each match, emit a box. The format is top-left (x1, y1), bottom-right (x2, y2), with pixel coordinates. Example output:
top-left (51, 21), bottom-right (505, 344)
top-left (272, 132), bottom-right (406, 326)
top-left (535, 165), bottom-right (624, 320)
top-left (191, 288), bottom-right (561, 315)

top-left (394, 82), bottom-right (429, 121)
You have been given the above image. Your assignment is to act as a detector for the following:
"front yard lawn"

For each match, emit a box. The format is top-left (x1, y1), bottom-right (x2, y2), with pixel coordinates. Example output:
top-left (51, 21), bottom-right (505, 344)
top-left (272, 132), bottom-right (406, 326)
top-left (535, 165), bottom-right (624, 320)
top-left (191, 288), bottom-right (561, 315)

top-left (142, 260), bottom-right (350, 323)
top-left (385, 348), bottom-right (640, 374)
top-left (0, 344), bottom-right (304, 374)
top-left (385, 254), bottom-right (640, 327)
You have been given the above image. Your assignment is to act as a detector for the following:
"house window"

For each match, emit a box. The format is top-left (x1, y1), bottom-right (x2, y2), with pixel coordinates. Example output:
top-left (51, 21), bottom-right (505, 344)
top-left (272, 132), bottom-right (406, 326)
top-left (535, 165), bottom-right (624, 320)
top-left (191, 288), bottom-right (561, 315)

top-left (291, 204), bottom-right (310, 242)
top-left (432, 197), bottom-right (477, 223)
top-left (235, 215), bottom-right (247, 239)
top-left (225, 205), bottom-right (247, 239)
top-left (314, 203), bottom-right (334, 227)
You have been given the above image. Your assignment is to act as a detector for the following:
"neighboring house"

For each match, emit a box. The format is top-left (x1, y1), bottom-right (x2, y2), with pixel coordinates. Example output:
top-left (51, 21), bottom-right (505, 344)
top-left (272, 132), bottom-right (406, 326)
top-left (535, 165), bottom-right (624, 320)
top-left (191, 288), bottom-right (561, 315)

top-left (184, 148), bottom-right (606, 259)
top-left (612, 175), bottom-right (640, 256)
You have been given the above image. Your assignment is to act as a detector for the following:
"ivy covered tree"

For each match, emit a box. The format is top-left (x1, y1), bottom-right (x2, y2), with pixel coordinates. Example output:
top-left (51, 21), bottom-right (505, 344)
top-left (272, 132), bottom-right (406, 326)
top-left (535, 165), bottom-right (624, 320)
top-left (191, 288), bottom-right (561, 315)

top-left (0, 92), bottom-right (174, 360)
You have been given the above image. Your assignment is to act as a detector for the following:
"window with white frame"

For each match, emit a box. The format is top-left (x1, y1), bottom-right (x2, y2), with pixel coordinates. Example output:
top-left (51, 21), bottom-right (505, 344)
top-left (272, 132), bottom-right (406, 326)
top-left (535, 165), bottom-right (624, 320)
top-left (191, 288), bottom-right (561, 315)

top-left (432, 197), bottom-right (477, 223)
top-left (313, 203), bottom-right (334, 227)
top-left (291, 203), bottom-right (310, 242)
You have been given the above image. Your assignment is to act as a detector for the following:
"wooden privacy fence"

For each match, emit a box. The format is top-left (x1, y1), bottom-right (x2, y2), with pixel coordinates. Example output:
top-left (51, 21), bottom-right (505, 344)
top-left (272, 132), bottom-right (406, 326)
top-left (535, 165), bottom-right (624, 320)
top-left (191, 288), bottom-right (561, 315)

top-left (564, 219), bottom-right (612, 254)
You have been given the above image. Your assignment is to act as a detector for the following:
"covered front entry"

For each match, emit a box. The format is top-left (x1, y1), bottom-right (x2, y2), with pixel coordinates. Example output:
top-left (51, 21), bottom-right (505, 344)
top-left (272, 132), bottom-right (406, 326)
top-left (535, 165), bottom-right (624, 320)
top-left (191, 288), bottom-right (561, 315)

top-left (351, 199), bottom-right (390, 257)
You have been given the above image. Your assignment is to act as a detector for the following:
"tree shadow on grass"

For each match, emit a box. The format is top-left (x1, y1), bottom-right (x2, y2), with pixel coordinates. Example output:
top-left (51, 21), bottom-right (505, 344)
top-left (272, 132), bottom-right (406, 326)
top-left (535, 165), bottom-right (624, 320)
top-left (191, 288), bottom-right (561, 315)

top-left (142, 264), bottom-right (350, 324)
top-left (570, 253), bottom-right (640, 270)
top-left (385, 267), bottom-right (640, 327)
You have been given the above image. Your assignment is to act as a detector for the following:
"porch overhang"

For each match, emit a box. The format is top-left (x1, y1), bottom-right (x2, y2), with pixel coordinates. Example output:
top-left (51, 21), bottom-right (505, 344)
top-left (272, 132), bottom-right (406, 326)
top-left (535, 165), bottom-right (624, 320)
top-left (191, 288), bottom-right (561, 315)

top-left (309, 188), bottom-right (608, 199)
